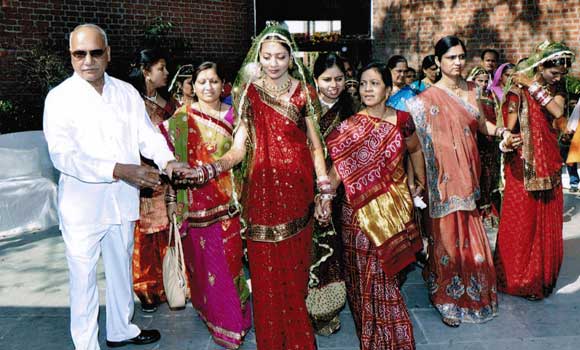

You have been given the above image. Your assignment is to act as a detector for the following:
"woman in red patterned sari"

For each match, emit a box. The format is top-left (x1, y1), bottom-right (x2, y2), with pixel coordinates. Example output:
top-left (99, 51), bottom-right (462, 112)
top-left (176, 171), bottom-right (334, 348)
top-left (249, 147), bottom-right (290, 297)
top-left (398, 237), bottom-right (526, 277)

top-left (178, 24), bottom-right (332, 350)
top-left (494, 42), bottom-right (574, 300)
top-left (327, 61), bottom-right (423, 350)
top-left (407, 36), bottom-right (514, 327)
top-left (128, 49), bottom-right (177, 312)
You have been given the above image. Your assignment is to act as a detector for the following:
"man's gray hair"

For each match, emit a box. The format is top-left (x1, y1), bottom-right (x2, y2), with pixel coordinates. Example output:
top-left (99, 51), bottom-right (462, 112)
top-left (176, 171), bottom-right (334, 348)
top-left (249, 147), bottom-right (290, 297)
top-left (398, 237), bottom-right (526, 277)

top-left (69, 23), bottom-right (108, 48)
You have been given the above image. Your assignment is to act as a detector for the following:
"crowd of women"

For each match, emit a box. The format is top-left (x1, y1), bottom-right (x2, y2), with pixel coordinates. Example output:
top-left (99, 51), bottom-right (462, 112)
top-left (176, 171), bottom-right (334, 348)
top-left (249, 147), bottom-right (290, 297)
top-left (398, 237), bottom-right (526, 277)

top-left (126, 22), bottom-right (579, 349)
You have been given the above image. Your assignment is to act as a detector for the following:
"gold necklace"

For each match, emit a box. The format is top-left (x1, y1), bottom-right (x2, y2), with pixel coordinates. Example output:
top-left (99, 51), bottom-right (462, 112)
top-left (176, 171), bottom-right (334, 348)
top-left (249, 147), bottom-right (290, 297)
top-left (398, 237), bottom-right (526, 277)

top-left (262, 76), bottom-right (291, 97)
top-left (197, 101), bottom-right (224, 153)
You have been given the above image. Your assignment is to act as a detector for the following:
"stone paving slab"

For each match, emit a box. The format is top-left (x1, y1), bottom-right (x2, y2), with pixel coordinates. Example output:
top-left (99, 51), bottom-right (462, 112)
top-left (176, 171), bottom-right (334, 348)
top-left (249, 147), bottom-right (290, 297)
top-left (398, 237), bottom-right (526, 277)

top-left (1, 191), bottom-right (579, 350)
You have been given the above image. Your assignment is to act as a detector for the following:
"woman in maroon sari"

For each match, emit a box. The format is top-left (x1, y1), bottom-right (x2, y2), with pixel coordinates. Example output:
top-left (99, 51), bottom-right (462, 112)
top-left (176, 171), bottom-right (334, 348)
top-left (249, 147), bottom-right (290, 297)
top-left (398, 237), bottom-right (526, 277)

top-left (306, 52), bottom-right (356, 336)
top-left (128, 48), bottom-right (178, 312)
top-left (327, 61), bottom-right (423, 350)
top-left (467, 66), bottom-right (501, 226)
top-left (178, 24), bottom-right (332, 350)
top-left (407, 36), bottom-right (514, 327)
top-left (494, 42), bottom-right (574, 300)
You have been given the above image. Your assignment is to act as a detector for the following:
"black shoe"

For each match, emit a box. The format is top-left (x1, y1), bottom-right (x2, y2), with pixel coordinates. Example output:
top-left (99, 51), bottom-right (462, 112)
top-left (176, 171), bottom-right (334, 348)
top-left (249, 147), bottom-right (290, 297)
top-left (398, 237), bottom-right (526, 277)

top-left (442, 317), bottom-right (460, 328)
top-left (140, 302), bottom-right (158, 313)
top-left (106, 329), bottom-right (161, 348)
top-left (570, 187), bottom-right (579, 193)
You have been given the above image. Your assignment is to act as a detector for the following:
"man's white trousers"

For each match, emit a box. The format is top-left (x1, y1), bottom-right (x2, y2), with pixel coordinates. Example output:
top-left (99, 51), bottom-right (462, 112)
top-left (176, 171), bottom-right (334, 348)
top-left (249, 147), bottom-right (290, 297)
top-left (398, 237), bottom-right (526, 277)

top-left (61, 221), bottom-right (141, 350)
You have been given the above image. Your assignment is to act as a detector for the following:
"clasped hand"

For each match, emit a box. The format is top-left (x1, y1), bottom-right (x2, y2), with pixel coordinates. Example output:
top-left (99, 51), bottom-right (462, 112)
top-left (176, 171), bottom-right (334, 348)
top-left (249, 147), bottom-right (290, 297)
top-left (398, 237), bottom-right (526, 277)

top-left (113, 161), bottom-right (188, 189)
top-left (504, 131), bottom-right (523, 150)
top-left (314, 194), bottom-right (333, 226)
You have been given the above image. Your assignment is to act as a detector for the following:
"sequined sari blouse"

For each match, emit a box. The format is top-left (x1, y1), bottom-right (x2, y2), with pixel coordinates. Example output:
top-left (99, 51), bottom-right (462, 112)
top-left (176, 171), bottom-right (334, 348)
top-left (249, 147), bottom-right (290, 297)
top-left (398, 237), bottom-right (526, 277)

top-left (243, 83), bottom-right (320, 230)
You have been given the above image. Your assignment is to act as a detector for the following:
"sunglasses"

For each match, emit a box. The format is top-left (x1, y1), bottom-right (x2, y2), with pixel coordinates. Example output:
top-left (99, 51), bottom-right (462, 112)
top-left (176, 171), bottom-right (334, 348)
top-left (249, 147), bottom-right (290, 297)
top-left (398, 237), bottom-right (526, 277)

top-left (70, 49), bottom-right (106, 60)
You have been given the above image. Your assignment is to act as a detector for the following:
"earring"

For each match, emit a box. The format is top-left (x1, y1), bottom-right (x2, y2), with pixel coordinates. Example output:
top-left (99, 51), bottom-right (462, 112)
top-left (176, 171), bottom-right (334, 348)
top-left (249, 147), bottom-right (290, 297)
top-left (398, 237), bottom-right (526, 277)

top-left (288, 60), bottom-right (294, 70)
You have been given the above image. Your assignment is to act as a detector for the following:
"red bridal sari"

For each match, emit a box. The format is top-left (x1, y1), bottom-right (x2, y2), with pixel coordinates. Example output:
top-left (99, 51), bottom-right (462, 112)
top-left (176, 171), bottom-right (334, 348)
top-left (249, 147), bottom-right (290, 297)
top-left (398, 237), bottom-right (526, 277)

top-left (133, 98), bottom-right (176, 306)
top-left (326, 111), bottom-right (420, 350)
top-left (494, 87), bottom-right (564, 299)
top-left (163, 105), bottom-right (251, 349)
top-left (242, 83), bottom-right (318, 350)
top-left (407, 84), bottom-right (498, 324)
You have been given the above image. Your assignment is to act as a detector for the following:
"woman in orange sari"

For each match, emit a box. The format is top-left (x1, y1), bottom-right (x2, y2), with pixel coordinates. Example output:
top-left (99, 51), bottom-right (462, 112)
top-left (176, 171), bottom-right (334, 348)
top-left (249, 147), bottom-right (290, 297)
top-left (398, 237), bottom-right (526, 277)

top-left (407, 36), bottom-right (513, 327)
top-left (128, 48), bottom-right (177, 312)
top-left (494, 42), bottom-right (574, 300)
top-left (177, 24), bottom-right (332, 350)
top-left (327, 61), bottom-right (423, 350)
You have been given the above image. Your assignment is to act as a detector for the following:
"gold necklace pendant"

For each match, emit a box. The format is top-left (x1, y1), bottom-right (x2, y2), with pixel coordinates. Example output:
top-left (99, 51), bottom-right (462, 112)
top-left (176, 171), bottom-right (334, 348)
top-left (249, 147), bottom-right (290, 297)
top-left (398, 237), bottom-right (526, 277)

top-left (263, 76), bottom-right (291, 97)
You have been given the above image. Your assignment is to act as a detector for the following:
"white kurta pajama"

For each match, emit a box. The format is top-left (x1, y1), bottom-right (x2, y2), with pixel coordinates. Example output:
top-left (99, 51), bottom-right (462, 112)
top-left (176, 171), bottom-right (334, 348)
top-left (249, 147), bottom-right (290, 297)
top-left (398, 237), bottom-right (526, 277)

top-left (43, 73), bottom-right (174, 350)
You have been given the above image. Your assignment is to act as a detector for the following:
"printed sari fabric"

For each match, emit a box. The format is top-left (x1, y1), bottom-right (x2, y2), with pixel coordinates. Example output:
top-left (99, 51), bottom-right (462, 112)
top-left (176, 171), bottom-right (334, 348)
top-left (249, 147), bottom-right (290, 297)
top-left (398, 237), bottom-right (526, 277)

top-left (242, 82), bottom-right (319, 350)
top-left (133, 98), bottom-right (176, 306)
top-left (326, 111), bottom-right (419, 349)
top-left (407, 84), bottom-right (498, 323)
top-left (494, 88), bottom-right (564, 299)
top-left (164, 104), bottom-right (251, 348)
top-left (476, 90), bottom-right (501, 226)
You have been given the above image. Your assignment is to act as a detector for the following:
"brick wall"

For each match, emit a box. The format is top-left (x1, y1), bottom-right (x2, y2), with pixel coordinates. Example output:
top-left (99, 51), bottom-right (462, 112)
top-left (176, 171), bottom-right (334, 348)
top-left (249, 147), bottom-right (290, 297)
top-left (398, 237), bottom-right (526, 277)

top-left (372, 0), bottom-right (580, 74)
top-left (0, 0), bottom-right (254, 101)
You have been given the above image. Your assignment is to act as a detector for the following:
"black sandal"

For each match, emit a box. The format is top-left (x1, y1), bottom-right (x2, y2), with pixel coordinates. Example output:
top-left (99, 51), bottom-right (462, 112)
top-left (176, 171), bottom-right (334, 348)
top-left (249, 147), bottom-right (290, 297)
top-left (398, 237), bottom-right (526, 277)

top-left (442, 317), bottom-right (460, 328)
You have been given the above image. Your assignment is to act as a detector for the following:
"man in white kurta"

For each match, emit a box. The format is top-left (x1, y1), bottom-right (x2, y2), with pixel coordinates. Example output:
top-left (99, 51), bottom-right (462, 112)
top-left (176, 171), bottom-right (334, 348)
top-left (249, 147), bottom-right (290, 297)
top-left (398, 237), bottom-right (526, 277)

top-left (43, 24), bottom-right (181, 350)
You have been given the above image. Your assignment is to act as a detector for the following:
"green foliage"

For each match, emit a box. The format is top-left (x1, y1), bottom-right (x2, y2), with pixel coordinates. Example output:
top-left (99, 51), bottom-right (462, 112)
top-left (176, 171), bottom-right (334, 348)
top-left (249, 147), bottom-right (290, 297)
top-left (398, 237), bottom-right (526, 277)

top-left (142, 17), bottom-right (192, 54)
top-left (1, 44), bottom-right (68, 134)
top-left (16, 45), bottom-right (69, 97)
top-left (0, 98), bottom-right (41, 134)
top-left (144, 18), bottom-right (175, 47)
top-left (566, 76), bottom-right (580, 96)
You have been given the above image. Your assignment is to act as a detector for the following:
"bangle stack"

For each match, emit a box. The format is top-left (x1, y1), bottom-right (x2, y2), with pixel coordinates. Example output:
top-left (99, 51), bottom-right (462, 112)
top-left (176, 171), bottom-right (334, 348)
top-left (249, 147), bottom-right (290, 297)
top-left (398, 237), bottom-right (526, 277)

top-left (173, 162), bottom-right (224, 186)
top-left (165, 193), bottom-right (177, 204)
top-left (528, 82), bottom-right (553, 107)
top-left (495, 126), bottom-right (510, 139)
top-left (499, 139), bottom-right (514, 153)
top-left (316, 176), bottom-right (336, 201)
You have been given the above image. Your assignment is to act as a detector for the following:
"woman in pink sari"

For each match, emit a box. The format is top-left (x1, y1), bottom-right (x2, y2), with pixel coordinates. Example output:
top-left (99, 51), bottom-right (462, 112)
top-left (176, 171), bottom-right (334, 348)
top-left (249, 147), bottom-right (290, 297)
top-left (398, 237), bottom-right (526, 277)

top-left (163, 62), bottom-right (251, 349)
top-left (407, 36), bottom-right (515, 327)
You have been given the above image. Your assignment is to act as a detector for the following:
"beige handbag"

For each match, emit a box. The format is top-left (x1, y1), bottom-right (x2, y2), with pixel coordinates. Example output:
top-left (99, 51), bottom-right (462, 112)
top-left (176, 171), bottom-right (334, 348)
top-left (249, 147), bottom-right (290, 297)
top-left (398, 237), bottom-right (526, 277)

top-left (162, 215), bottom-right (187, 309)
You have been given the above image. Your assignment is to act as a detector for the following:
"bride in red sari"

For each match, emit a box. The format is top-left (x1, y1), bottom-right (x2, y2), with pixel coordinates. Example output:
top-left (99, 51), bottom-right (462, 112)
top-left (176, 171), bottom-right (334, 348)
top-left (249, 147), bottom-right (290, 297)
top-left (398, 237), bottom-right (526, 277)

top-left (494, 42), bottom-right (574, 300)
top-left (177, 24), bottom-right (332, 350)
top-left (407, 36), bottom-right (514, 327)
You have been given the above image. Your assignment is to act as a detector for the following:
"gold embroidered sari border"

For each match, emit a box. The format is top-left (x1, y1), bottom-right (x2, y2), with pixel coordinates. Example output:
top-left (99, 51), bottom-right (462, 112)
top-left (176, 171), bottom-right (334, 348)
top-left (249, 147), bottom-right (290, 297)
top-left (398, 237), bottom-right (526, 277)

top-left (199, 312), bottom-right (246, 342)
top-left (247, 207), bottom-right (313, 242)
top-left (253, 83), bottom-right (301, 124)
top-left (182, 203), bottom-right (239, 228)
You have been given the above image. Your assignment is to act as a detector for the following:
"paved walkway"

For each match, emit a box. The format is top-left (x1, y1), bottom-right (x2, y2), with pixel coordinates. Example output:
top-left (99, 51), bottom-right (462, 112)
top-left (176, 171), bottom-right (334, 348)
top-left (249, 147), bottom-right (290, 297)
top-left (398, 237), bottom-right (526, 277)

top-left (1, 191), bottom-right (579, 350)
